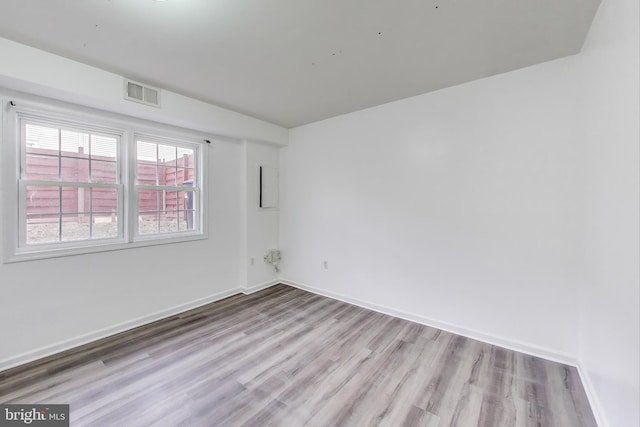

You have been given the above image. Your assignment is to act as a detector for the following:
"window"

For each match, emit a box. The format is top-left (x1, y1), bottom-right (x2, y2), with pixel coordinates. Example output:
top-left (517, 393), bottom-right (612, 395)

top-left (20, 121), bottom-right (123, 247)
top-left (135, 137), bottom-right (199, 238)
top-left (3, 95), bottom-right (208, 262)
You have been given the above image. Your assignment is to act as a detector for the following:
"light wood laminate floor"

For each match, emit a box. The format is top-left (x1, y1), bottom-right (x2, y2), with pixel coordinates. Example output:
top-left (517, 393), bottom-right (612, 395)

top-left (0, 284), bottom-right (597, 426)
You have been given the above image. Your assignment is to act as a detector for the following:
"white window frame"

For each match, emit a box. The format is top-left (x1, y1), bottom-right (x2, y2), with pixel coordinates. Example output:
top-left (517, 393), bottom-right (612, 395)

top-left (132, 133), bottom-right (203, 241)
top-left (2, 92), bottom-right (209, 263)
top-left (17, 116), bottom-right (127, 251)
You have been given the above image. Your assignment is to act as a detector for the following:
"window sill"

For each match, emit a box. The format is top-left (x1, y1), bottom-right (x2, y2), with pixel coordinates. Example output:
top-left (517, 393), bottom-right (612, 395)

top-left (4, 232), bottom-right (207, 264)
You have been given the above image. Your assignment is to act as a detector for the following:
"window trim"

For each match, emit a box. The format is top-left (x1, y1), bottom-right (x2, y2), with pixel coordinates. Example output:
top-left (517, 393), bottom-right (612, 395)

top-left (2, 92), bottom-right (209, 263)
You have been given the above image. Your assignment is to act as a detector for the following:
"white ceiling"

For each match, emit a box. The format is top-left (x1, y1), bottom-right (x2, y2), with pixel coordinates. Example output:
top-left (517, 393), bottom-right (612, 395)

top-left (0, 0), bottom-right (600, 128)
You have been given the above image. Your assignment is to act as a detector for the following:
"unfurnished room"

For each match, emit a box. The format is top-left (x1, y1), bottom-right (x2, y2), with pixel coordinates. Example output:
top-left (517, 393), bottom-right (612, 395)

top-left (0, 0), bottom-right (638, 426)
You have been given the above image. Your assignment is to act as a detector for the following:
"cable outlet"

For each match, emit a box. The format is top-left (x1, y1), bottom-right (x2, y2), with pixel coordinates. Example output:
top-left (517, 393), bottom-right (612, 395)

top-left (323, 261), bottom-right (328, 270)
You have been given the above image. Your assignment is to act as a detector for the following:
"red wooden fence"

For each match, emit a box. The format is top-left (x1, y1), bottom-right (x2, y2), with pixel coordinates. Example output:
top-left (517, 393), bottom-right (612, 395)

top-left (25, 147), bottom-right (194, 219)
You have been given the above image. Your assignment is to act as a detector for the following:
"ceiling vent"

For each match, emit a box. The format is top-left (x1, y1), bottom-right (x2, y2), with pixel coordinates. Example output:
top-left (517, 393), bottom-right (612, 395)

top-left (124, 79), bottom-right (161, 107)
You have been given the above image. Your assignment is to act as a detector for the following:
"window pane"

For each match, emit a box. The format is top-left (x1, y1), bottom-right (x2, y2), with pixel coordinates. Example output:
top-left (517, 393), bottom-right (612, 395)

top-left (61, 130), bottom-right (90, 157)
top-left (137, 141), bottom-right (157, 161)
top-left (139, 212), bottom-right (159, 235)
top-left (179, 209), bottom-right (196, 231)
top-left (25, 124), bottom-right (59, 154)
top-left (92, 213), bottom-right (118, 239)
top-left (164, 191), bottom-right (179, 212)
top-left (159, 211), bottom-right (178, 233)
top-left (25, 154), bottom-right (59, 180)
top-left (91, 135), bottom-right (117, 161)
top-left (138, 190), bottom-right (159, 212)
top-left (61, 157), bottom-right (90, 182)
top-left (61, 213), bottom-right (90, 241)
top-left (136, 189), bottom-right (198, 235)
top-left (26, 185), bottom-right (59, 215)
top-left (137, 161), bottom-right (157, 185)
top-left (182, 189), bottom-right (196, 211)
top-left (159, 162), bottom-right (176, 186)
top-left (177, 147), bottom-right (194, 168)
top-left (61, 187), bottom-right (89, 213)
top-left (176, 168), bottom-right (194, 185)
top-left (92, 188), bottom-right (118, 212)
top-left (25, 186), bottom-right (119, 243)
top-left (176, 190), bottom-right (185, 211)
top-left (158, 144), bottom-right (176, 162)
top-left (26, 214), bottom-right (59, 244)
top-left (91, 160), bottom-right (117, 184)
top-left (92, 189), bottom-right (119, 239)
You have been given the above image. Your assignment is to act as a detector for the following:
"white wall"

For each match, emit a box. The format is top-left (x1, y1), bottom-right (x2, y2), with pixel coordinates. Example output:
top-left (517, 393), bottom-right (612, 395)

top-left (243, 141), bottom-right (280, 289)
top-left (0, 37), bottom-right (288, 146)
top-left (576, 0), bottom-right (640, 426)
top-left (281, 57), bottom-right (586, 361)
top-left (281, 0), bottom-right (640, 426)
top-left (280, 1), bottom-right (639, 424)
top-left (0, 39), bottom-right (287, 368)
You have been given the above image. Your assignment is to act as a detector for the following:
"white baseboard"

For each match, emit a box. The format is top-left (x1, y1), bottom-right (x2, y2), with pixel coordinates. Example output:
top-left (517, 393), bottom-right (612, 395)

top-left (0, 287), bottom-right (243, 373)
top-left (280, 279), bottom-right (577, 366)
top-left (576, 363), bottom-right (610, 427)
top-left (243, 279), bottom-right (280, 294)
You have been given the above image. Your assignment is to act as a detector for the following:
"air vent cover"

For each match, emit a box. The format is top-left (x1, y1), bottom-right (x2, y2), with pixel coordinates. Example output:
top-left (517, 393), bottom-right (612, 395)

top-left (124, 79), bottom-right (161, 107)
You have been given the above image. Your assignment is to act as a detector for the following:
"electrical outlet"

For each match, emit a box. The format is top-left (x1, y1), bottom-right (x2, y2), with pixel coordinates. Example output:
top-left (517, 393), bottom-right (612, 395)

top-left (250, 257), bottom-right (255, 266)
top-left (323, 260), bottom-right (328, 270)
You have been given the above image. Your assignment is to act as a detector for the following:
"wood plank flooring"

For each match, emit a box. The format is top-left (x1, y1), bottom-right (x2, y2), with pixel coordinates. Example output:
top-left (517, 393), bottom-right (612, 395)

top-left (0, 284), bottom-right (597, 426)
